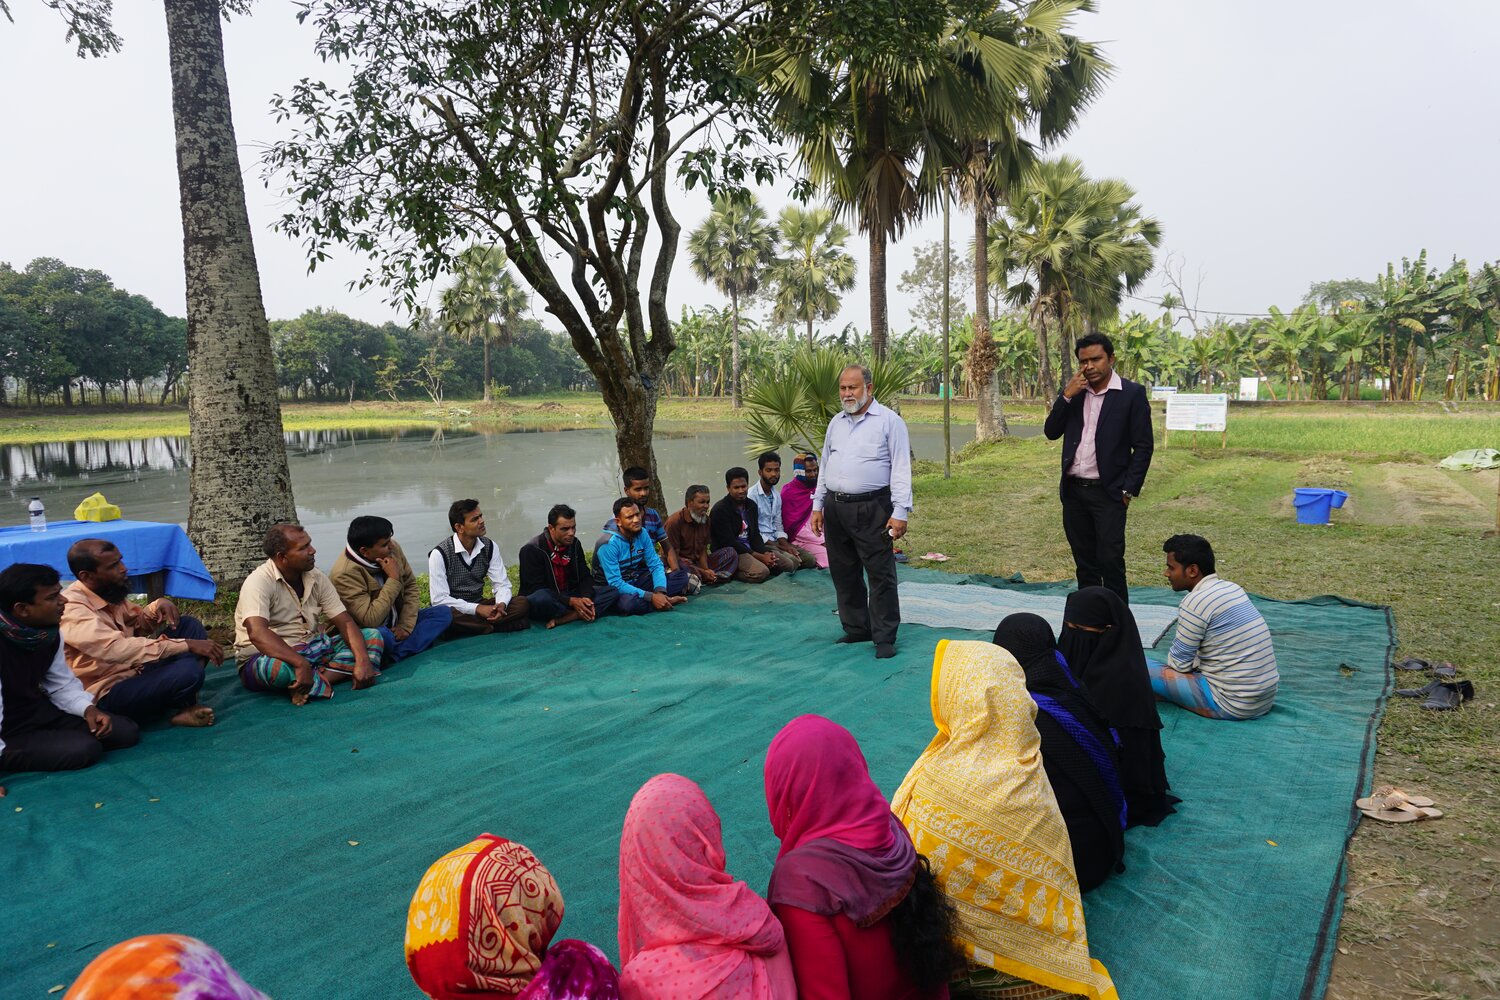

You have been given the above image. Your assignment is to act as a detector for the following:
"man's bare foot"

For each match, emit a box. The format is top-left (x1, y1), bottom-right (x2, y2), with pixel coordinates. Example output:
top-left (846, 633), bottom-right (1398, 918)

top-left (171, 705), bottom-right (216, 727)
top-left (547, 610), bottom-right (581, 630)
top-left (290, 688), bottom-right (311, 707)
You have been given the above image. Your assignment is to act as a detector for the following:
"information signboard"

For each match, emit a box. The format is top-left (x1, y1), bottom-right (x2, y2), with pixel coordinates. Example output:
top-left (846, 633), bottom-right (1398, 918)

top-left (1165, 393), bottom-right (1228, 433)
top-left (1151, 386), bottom-right (1178, 401)
top-left (1238, 376), bottom-right (1260, 400)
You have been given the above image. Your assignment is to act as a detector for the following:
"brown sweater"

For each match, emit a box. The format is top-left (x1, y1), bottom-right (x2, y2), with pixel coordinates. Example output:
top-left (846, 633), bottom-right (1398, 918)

top-left (664, 507), bottom-right (717, 574)
top-left (328, 539), bottom-right (421, 633)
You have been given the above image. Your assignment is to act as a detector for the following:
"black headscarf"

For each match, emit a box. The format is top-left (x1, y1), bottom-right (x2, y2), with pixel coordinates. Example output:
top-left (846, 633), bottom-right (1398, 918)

top-left (1056, 587), bottom-right (1163, 732)
top-left (994, 614), bottom-right (1126, 889)
top-left (1057, 588), bottom-right (1177, 828)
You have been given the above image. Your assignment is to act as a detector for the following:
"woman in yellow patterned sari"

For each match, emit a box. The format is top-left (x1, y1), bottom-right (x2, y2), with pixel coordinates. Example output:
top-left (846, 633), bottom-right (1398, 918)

top-left (892, 640), bottom-right (1118, 1000)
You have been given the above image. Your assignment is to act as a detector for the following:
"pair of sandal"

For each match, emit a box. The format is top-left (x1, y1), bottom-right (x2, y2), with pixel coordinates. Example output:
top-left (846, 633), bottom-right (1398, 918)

top-left (1357, 786), bottom-right (1444, 823)
top-left (1395, 657), bottom-right (1458, 678)
top-left (1395, 678), bottom-right (1476, 710)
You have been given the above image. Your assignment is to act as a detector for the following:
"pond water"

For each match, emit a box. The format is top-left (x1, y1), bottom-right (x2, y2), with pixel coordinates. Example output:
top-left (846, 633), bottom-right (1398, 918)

top-left (2, 421), bottom-right (1035, 566)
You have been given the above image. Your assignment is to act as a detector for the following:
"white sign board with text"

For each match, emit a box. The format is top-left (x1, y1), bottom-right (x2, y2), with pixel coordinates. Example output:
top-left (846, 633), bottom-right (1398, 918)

top-left (1238, 376), bottom-right (1260, 400)
top-left (1165, 393), bottom-right (1228, 433)
top-left (1151, 386), bottom-right (1178, 401)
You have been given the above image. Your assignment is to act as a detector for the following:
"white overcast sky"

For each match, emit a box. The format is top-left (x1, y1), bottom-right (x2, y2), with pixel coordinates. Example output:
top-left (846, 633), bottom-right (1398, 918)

top-left (1, 2), bottom-right (1497, 333)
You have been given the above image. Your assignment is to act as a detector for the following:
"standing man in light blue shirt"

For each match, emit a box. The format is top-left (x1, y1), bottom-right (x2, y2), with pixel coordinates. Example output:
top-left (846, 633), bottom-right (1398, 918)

top-left (809, 364), bottom-right (913, 659)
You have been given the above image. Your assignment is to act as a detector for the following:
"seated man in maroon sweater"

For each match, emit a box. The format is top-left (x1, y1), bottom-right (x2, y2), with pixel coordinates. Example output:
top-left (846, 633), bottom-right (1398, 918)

top-left (516, 503), bottom-right (596, 629)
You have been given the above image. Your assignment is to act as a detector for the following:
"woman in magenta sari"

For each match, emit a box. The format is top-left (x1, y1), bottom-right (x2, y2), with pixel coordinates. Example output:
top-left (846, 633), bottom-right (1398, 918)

top-left (780, 454), bottom-right (828, 569)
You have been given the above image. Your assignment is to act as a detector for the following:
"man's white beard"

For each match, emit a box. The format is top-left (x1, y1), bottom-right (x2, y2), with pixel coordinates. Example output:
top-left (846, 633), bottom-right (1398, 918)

top-left (690, 510), bottom-right (708, 524)
top-left (840, 390), bottom-right (870, 415)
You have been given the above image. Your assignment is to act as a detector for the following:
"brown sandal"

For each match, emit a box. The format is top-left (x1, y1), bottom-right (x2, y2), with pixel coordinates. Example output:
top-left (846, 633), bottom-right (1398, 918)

top-left (1357, 786), bottom-right (1443, 823)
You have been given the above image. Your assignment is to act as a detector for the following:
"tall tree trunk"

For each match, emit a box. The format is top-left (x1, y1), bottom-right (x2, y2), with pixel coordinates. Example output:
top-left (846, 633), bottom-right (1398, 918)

top-left (1055, 310), bottom-right (1073, 389)
top-left (970, 205), bottom-right (1007, 440)
top-left (167, 0), bottom-right (296, 586)
top-left (806, 317), bottom-right (814, 349)
top-left (482, 336), bottom-right (492, 403)
top-left (730, 288), bottom-right (742, 409)
top-left (1033, 305), bottom-right (1055, 403)
top-left (868, 228), bottom-right (888, 361)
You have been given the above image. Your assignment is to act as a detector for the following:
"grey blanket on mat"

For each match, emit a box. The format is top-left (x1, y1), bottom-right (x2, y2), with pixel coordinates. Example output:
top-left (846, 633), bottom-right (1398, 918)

top-left (898, 582), bottom-right (1178, 647)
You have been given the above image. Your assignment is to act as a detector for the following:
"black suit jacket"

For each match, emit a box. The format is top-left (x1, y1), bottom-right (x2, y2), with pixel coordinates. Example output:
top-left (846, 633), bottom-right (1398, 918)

top-left (1042, 376), bottom-right (1154, 501)
top-left (516, 532), bottom-right (594, 599)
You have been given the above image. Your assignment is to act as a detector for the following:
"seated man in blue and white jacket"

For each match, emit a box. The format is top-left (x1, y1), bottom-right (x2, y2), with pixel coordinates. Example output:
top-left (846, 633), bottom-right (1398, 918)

top-left (591, 498), bottom-right (689, 616)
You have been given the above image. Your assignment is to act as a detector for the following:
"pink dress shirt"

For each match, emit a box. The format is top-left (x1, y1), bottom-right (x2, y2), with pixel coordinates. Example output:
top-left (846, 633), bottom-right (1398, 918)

top-left (1067, 371), bottom-right (1123, 479)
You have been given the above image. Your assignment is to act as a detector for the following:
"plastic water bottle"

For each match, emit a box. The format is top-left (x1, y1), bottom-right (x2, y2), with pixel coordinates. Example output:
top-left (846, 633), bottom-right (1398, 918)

top-left (28, 497), bottom-right (46, 532)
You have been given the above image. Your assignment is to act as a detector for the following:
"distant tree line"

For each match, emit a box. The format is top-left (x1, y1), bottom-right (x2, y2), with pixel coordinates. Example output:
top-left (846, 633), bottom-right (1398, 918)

top-left (0, 257), bottom-right (595, 406)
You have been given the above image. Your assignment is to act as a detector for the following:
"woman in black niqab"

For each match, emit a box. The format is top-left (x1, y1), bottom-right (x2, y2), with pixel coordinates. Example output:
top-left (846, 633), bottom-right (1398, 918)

top-left (994, 613), bottom-right (1126, 890)
top-left (1057, 587), bottom-right (1178, 827)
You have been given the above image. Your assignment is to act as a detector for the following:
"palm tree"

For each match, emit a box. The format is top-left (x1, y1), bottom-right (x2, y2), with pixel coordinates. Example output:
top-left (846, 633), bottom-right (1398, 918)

top-left (744, 346), bottom-right (919, 456)
top-left (749, 7), bottom-right (1054, 362)
top-left (687, 195), bottom-right (779, 408)
top-left (441, 246), bottom-right (525, 404)
top-left (766, 206), bottom-right (856, 347)
top-left (962, 11), bottom-right (1110, 439)
top-left (989, 156), bottom-right (1162, 401)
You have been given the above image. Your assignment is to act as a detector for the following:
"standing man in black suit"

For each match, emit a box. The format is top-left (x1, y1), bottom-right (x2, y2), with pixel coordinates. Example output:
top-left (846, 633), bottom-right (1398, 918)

top-left (1043, 332), bottom-right (1154, 601)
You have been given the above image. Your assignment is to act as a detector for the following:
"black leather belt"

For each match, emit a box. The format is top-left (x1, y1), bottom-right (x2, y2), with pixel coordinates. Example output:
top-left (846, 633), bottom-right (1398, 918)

top-left (1066, 477), bottom-right (1102, 486)
top-left (829, 487), bottom-right (891, 503)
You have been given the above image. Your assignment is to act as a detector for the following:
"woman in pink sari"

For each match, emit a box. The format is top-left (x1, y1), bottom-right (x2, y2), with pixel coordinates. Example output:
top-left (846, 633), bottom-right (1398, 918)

top-left (780, 454), bottom-right (828, 568)
top-left (618, 773), bottom-right (796, 1000)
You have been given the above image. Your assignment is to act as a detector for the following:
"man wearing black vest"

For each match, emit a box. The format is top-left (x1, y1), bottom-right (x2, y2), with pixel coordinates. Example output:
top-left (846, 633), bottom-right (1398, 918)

top-left (428, 499), bottom-right (530, 635)
top-left (1, 563), bottom-right (138, 775)
top-left (1043, 332), bottom-right (1154, 601)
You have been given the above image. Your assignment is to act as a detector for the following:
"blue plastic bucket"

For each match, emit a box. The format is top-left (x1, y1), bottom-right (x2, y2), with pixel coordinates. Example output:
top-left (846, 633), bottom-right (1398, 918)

top-left (1293, 488), bottom-right (1347, 524)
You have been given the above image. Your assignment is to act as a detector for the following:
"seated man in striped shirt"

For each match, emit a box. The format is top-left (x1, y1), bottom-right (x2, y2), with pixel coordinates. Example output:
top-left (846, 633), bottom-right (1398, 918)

top-left (1153, 534), bottom-right (1279, 720)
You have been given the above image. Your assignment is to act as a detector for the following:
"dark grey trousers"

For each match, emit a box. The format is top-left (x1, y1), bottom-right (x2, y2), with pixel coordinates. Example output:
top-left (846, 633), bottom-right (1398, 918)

top-left (824, 495), bottom-right (901, 645)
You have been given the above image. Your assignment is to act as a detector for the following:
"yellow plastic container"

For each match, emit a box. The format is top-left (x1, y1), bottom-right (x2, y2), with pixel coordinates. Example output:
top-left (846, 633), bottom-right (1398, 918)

top-left (74, 492), bottom-right (122, 522)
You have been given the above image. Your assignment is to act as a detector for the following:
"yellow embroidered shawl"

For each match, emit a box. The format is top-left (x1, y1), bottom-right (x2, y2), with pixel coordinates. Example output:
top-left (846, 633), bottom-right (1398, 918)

top-left (892, 640), bottom-right (1118, 1000)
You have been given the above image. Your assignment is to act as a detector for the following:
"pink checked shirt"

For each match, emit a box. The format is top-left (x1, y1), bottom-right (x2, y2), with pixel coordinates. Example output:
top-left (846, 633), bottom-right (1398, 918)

top-left (1067, 371), bottom-right (1123, 479)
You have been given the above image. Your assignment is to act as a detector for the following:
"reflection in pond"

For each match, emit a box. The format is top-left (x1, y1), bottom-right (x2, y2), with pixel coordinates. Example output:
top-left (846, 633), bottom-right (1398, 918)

top-left (4, 422), bottom-right (1024, 568)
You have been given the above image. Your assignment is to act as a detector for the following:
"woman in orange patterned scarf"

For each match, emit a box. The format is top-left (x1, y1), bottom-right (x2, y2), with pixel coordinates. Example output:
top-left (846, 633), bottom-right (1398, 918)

top-left (65, 934), bottom-right (267, 999)
top-left (406, 833), bottom-right (620, 999)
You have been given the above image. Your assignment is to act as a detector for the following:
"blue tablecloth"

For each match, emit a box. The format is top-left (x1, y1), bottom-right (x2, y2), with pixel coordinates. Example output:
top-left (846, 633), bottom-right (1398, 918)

top-left (0, 519), bottom-right (217, 601)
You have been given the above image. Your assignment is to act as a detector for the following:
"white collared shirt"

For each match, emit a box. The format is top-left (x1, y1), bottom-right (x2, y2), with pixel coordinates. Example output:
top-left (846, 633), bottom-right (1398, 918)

top-left (747, 480), bottom-right (787, 540)
top-left (427, 533), bottom-right (513, 615)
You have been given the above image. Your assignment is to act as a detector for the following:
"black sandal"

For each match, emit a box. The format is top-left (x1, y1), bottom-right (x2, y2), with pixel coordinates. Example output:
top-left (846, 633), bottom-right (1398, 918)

top-left (1420, 681), bottom-right (1475, 711)
top-left (1394, 657), bottom-right (1431, 672)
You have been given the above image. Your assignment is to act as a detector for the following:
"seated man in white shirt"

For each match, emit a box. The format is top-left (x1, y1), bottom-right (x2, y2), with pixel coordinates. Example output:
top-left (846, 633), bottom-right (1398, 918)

top-left (747, 451), bottom-right (818, 574)
top-left (1, 563), bottom-right (138, 775)
top-left (428, 499), bottom-right (530, 636)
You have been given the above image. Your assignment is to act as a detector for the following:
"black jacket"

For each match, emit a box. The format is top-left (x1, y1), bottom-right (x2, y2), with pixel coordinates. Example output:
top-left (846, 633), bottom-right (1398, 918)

top-left (1043, 376), bottom-right (1154, 500)
top-left (517, 531), bottom-right (594, 599)
top-left (709, 495), bottom-right (769, 554)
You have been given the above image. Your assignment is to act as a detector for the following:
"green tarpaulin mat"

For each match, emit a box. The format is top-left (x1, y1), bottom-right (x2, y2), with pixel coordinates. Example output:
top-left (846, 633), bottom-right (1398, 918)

top-left (0, 569), bottom-right (1393, 999)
